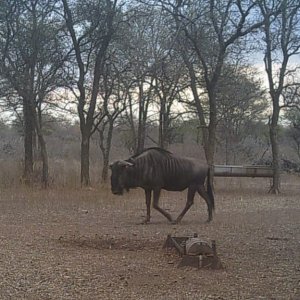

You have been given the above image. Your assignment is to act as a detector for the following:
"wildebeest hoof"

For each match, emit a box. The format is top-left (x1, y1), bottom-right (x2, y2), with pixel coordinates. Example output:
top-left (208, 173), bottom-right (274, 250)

top-left (205, 218), bottom-right (212, 223)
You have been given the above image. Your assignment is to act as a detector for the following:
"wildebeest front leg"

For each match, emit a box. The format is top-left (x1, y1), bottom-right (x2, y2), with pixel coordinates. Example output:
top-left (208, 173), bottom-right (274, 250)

top-left (197, 185), bottom-right (213, 222)
top-left (174, 186), bottom-right (196, 224)
top-left (143, 189), bottom-right (151, 224)
top-left (153, 188), bottom-right (173, 222)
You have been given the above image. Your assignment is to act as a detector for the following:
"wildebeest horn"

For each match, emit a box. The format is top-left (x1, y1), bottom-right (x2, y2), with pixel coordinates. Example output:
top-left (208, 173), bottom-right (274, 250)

top-left (109, 160), bottom-right (134, 169)
top-left (119, 160), bottom-right (134, 167)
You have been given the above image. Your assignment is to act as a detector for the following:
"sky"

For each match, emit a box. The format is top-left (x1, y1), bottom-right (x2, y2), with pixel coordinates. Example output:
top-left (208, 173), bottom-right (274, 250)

top-left (249, 52), bottom-right (300, 88)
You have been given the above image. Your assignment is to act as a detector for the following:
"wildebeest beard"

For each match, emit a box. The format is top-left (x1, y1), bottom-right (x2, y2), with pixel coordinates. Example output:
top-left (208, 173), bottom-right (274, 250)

top-left (123, 169), bottom-right (138, 192)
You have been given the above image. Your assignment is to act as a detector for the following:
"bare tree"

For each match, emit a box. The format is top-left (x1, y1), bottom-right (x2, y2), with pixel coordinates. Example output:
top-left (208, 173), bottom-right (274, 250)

top-left (0, 0), bottom-right (67, 186)
top-left (216, 65), bottom-right (267, 164)
top-left (122, 6), bottom-right (157, 154)
top-left (161, 0), bottom-right (267, 165)
top-left (259, 0), bottom-right (300, 193)
top-left (153, 59), bottom-right (187, 149)
top-left (118, 4), bottom-right (188, 152)
top-left (62, 0), bottom-right (119, 186)
top-left (96, 57), bottom-right (127, 182)
top-left (145, 7), bottom-right (188, 149)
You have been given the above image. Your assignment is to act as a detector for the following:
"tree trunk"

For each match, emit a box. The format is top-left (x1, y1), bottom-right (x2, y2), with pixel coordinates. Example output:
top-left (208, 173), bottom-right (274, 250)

top-left (32, 130), bottom-right (39, 161)
top-left (37, 134), bottom-right (49, 188)
top-left (102, 130), bottom-right (113, 182)
top-left (137, 125), bottom-right (145, 154)
top-left (158, 98), bottom-right (166, 149)
top-left (23, 98), bottom-right (34, 184)
top-left (81, 133), bottom-right (90, 186)
top-left (27, 94), bottom-right (50, 187)
top-left (206, 123), bottom-right (217, 166)
top-left (127, 95), bottom-right (137, 153)
top-left (180, 50), bottom-right (209, 152)
top-left (205, 88), bottom-right (217, 166)
top-left (100, 120), bottom-right (114, 183)
top-left (269, 103), bottom-right (280, 194)
top-left (101, 154), bottom-right (109, 183)
top-left (136, 79), bottom-right (152, 154)
top-left (136, 84), bottom-right (146, 154)
top-left (34, 119), bottom-right (49, 187)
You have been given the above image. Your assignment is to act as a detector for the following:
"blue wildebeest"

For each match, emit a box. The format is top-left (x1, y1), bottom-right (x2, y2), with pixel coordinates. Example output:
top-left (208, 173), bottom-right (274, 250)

top-left (109, 147), bottom-right (214, 224)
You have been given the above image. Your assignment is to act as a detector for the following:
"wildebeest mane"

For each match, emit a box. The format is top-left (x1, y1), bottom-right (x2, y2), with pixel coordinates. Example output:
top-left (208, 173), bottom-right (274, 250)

top-left (126, 148), bottom-right (174, 170)
top-left (125, 147), bottom-right (174, 180)
top-left (130, 147), bottom-right (172, 159)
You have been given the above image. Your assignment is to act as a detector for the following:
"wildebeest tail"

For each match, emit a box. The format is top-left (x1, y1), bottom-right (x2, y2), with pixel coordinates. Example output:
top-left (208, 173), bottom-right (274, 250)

top-left (207, 167), bottom-right (215, 210)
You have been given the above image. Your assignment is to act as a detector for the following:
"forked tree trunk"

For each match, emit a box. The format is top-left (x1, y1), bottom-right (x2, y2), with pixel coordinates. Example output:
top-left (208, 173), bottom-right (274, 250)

top-left (28, 96), bottom-right (49, 187)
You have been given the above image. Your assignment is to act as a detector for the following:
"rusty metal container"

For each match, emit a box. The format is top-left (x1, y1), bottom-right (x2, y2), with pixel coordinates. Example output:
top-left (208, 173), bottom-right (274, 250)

top-left (185, 238), bottom-right (213, 256)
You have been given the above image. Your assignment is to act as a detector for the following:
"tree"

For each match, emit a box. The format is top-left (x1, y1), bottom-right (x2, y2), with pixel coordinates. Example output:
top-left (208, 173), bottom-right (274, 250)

top-left (96, 56), bottom-right (127, 182)
top-left (0, 0), bottom-right (67, 186)
top-left (165, 0), bottom-right (266, 165)
top-left (120, 5), bottom-right (157, 154)
top-left (259, 0), bottom-right (300, 193)
top-left (216, 65), bottom-right (267, 164)
top-left (146, 7), bottom-right (188, 149)
top-left (62, 0), bottom-right (120, 186)
top-left (118, 3), bottom-right (189, 152)
top-left (154, 59), bottom-right (187, 149)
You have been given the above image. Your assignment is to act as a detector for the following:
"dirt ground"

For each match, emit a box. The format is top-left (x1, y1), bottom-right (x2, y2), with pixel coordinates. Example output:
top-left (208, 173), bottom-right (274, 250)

top-left (0, 175), bottom-right (299, 300)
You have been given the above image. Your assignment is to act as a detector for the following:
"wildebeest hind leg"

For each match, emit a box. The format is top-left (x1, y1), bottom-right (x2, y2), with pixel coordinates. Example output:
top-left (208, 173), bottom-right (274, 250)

top-left (197, 185), bottom-right (213, 222)
top-left (174, 186), bottom-right (196, 224)
top-left (142, 189), bottom-right (151, 224)
top-left (152, 188), bottom-right (173, 222)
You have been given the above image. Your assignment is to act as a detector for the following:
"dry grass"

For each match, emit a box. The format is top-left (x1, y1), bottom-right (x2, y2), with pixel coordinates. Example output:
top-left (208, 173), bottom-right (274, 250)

top-left (0, 159), bottom-right (102, 188)
top-left (0, 175), bottom-right (299, 299)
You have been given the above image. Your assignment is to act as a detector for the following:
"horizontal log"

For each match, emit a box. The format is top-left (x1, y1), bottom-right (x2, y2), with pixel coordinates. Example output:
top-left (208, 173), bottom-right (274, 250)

top-left (213, 165), bottom-right (274, 178)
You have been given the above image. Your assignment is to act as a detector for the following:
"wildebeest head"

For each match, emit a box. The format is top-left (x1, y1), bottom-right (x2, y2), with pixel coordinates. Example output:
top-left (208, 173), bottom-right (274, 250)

top-left (109, 160), bottom-right (134, 195)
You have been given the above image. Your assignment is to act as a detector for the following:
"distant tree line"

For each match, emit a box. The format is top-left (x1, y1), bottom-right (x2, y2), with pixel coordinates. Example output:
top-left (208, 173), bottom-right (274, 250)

top-left (0, 0), bottom-right (299, 193)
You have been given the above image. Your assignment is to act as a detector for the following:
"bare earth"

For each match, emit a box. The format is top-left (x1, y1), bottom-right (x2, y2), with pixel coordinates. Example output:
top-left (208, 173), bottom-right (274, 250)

top-left (0, 175), bottom-right (299, 300)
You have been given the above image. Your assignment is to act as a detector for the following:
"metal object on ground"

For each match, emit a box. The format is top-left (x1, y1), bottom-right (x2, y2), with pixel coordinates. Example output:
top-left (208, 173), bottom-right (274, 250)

top-left (163, 234), bottom-right (223, 269)
top-left (185, 238), bottom-right (212, 256)
top-left (213, 165), bottom-right (273, 178)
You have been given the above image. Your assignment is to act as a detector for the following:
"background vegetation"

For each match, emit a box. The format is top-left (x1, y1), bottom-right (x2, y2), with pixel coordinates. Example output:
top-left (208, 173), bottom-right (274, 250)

top-left (0, 117), bottom-right (299, 188)
top-left (0, 0), bottom-right (299, 190)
